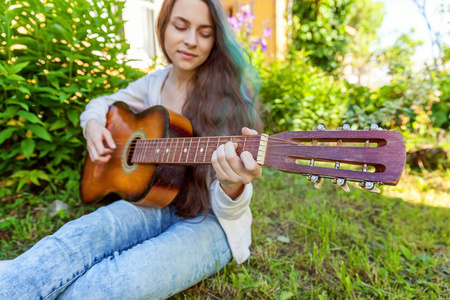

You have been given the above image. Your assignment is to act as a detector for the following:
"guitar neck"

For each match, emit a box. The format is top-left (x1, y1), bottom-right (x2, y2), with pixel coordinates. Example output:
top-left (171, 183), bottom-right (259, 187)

top-left (131, 135), bottom-right (264, 165)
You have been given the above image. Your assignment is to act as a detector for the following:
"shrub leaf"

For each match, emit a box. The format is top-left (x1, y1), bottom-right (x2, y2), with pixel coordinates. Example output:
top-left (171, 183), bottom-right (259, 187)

top-left (27, 124), bottom-right (53, 142)
top-left (21, 139), bottom-right (35, 160)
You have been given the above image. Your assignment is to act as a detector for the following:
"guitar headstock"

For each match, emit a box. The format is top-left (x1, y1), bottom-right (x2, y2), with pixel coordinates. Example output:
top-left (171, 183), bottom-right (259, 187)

top-left (264, 124), bottom-right (406, 193)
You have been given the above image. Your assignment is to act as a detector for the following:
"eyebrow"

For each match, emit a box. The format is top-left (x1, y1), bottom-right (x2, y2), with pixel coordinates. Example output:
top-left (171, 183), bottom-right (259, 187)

top-left (172, 16), bottom-right (214, 30)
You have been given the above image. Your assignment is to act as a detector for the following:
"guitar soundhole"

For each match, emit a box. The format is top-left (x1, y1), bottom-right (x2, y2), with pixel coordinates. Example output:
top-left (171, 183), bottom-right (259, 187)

top-left (126, 138), bottom-right (140, 167)
top-left (121, 129), bottom-right (147, 174)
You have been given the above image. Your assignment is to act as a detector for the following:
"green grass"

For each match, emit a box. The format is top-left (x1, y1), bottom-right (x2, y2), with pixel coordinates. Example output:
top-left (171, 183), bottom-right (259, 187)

top-left (173, 168), bottom-right (450, 299)
top-left (1, 168), bottom-right (449, 299)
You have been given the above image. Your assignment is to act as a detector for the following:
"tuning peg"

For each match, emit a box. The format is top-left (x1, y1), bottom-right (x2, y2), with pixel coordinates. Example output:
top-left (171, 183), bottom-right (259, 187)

top-left (310, 175), bottom-right (324, 189)
top-left (314, 178), bottom-right (324, 189)
top-left (337, 178), bottom-right (350, 192)
top-left (313, 124), bottom-right (326, 131)
top-left (338, 124), bottom-right (351, 130)
top-left (360, 181), bottom-right (381, 193)
top-left (332, 178), bottom-right (350, 192)
top-left (370, 124), bottom-right (382, 131)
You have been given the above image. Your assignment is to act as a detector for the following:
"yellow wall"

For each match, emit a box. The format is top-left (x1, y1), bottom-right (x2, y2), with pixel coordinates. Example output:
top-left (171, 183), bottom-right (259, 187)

top-left (221, 0), bottom-right (288, 60)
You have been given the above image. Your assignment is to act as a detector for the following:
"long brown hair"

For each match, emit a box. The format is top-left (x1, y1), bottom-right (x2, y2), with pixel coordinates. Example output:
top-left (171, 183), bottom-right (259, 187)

top-left (157, 0), bottom-right (262, 218)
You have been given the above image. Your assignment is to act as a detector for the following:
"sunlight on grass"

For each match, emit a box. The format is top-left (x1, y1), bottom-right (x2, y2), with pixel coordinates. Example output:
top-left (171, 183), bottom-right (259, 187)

top-left (175, 167), bottom-right (450, 299)
top-left (384, 168), bottom-right (450, 208)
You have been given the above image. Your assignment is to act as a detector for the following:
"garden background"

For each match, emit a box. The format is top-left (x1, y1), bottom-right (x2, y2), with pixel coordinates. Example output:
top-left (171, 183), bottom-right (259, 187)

top-left (0, 0), bottom-right (449, 298)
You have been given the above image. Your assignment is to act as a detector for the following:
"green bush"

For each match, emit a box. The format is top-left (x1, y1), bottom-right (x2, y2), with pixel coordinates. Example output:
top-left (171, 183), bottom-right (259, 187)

top-left (434, 71), bottom-right (450, 130)
top-left (258, 51), bottom-right (347, 133)
top-left (0, 0), bottom-right (144, 197)
top-left (343, 68), bottom-right (443, 132)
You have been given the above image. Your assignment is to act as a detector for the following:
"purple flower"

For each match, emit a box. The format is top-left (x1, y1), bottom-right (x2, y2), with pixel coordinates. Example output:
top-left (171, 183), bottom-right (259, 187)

top-left (259, 38), bottom-right (267, 52)
top-left (227, 5), bottom-right (270, 53)
top-left (241, 4), bottom-right (251, 14)
top-left (236, 12), bottom-right (244, 21)
top-left (227, 16), bottom-right (240, 34)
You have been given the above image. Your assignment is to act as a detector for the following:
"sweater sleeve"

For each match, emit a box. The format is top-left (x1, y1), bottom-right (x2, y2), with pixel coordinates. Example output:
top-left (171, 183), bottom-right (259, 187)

top-left (210, 180), bottom-right (253, 264)
top-left (79, 66), bottom-right (172, 137)
top-left (79, 74), bottom-right (152, 137)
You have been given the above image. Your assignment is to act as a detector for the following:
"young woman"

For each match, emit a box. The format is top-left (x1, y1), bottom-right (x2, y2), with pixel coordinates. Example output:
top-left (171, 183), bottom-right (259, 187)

top-left (0, 0), bottom-right (262, 298)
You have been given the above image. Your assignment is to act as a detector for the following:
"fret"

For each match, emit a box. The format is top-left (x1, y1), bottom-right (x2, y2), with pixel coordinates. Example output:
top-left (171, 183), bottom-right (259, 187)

top-left (133, 140), bottom-right (139, 163)
top-left (186, 138), bottom-right (192, 163)
top-left (138, 140), bottom-right (144, 163)
top-left (138, 140), bottom-right (143, 163)
top-left (156, 139), bottom-right (162, 163)
top-left (194, 138), bottom-right (200, 163)
top-left (243, 136), bottom-right (246, 152)
top-left (178, 138), bottom-right (185, 163)
top-left (167, 139), bottom-right (173, 163)
top-left (159, 139), bottom-right (164, 163)
top-left (172, 138), bottom-right (179, 163)
top-left (144, 140), bottom-right (150, 163)
top-left (161, 139), bottom-right (166, 162)
top-left (162, 139), bottom-right (169, 162)
top-left (203, 137), bottom-right (210, 163)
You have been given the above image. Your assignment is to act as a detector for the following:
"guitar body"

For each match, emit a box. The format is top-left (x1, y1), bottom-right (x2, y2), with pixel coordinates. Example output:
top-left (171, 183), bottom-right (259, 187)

top-left (80, 102), bottom-right (193, 207)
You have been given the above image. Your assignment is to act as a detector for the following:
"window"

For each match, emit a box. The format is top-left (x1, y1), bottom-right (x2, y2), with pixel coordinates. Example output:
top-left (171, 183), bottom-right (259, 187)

top-left (123, 0), bottom-right (163, 68)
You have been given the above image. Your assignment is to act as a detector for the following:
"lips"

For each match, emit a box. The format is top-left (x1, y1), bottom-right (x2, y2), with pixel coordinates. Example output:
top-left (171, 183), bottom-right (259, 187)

top-left (178, 50), bottom-right (197, 59)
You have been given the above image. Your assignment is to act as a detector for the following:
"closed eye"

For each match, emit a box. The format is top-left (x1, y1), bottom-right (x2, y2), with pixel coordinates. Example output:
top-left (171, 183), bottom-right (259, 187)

top-left (174, 24), bottom-right (186, 31)
top-left (200, 32), bottom-right (212, 38)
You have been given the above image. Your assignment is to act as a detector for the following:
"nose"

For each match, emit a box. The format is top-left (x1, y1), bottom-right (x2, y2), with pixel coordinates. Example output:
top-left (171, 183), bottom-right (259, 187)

top-left (183, 30), bottom-right (197, 48)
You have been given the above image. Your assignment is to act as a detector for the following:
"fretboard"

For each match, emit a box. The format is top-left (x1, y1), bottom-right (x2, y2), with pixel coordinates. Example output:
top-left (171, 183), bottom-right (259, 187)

top-left (130, 135), bottom-right (262, 165)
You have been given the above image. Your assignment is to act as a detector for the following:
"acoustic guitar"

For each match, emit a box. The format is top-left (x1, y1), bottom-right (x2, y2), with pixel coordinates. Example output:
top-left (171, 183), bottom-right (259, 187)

top-left (80, 102), bottom-right (406, 207)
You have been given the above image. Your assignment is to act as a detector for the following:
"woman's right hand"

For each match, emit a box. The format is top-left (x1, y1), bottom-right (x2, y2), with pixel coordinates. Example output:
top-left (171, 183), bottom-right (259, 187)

top-left (85, 119), bottom-right (116, 164)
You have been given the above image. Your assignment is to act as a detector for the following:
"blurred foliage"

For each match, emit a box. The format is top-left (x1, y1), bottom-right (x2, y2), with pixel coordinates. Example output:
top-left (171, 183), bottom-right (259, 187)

top-left (289, 0), bottom-right (384, 73)
top-left (377, 33), bottom-right (424, 79)
top-left (0, 0), bottom-right (448, 201)
top-left (343, 32), bottom-right (449, 137)
top-left (0, 0), bottom-right (144, 198)
top-left (261, 0), bottom-right (449, 158)
top-left (258, 50), bottom-right (347, 133)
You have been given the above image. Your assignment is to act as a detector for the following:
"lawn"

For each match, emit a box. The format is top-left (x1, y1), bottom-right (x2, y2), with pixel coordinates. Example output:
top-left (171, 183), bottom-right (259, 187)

top-left (174, 167), bottom-right (450, 299)
top-left (1, 167), bottom-right (449, 299)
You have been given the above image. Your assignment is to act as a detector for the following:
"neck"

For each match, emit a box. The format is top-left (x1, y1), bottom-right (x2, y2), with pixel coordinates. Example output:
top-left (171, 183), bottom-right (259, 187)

top-left (130, 135), bottom-right (264, 165)
top-left (169, 66), bottom-right (195, 91)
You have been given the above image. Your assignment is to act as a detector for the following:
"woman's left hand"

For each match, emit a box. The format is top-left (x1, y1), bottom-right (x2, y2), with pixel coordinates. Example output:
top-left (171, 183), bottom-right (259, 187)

top-left (211, 127), bottom-right (262, 200)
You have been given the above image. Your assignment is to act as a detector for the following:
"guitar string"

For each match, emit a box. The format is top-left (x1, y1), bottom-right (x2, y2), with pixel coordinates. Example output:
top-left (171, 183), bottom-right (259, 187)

top-left (105, 134), bottom-right (376, 144)
top-left (102, 140), bottom-right (364, 159)
top-left (93, 135), bottom-right (382, 174)
top-left (95, 135), bottom-right (374, 162)
top-left (119, 155), bottom-right (378, 174)
top-left (121, 142), bottom-right (358, 155)
top-left (103, 139), bottom-right (367, 153)
top-left (103, 148), bottom-right (379, 170)
top-left (100, 138), bottom-right (367, 148)
top-left (104, 138), bottom-right (301, 149)
top-left (107, 136), bottom-right (301, 146)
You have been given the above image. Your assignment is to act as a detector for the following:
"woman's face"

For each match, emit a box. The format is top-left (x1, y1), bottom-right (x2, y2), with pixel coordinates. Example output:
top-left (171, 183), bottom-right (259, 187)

top-left (164, 0), bottom-right (215, 74)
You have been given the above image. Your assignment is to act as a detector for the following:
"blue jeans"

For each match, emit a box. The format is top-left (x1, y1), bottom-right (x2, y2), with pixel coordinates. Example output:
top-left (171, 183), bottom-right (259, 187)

top-left (0, 200), bottom-right (232, 299)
